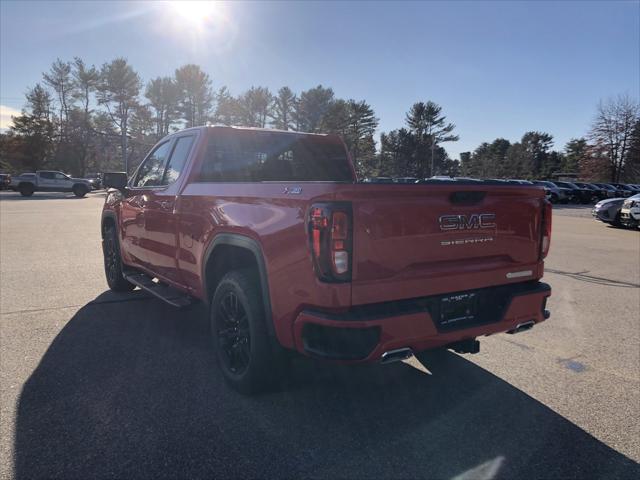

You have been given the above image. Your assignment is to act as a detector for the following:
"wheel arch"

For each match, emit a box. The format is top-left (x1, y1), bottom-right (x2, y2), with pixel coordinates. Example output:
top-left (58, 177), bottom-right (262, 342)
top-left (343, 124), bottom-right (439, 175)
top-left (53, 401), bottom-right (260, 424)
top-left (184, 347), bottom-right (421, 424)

top-left (202, 234), bottom-right (276, 339)
top-left (101, 210), bottom-right (118, 238)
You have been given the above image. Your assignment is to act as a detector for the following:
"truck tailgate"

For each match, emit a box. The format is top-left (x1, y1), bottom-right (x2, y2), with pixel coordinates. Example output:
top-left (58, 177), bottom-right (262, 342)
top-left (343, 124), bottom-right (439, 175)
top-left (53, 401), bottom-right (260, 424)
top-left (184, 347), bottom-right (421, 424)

top-left (347, 184), bottom-right (545, 305)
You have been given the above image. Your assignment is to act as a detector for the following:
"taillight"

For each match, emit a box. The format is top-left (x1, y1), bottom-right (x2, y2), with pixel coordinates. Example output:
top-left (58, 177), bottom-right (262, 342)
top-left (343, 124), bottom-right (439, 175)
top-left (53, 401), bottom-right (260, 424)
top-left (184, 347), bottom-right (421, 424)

top-left (541, 199), bottom-right (552, 259)
top-left (308, 203), bottom-right (352, 282)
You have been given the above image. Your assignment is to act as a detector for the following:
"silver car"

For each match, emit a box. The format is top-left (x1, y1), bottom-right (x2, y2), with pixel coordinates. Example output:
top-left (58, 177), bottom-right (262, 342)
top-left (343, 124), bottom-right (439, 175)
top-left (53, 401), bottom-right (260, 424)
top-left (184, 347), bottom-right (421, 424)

top-left (592, 197), bottom-right (627, 227)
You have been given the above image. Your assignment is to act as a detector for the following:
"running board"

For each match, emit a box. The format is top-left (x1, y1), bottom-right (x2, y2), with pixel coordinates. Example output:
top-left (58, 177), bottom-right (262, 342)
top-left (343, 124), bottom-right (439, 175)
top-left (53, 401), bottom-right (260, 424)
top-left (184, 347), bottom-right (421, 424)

top-left (124, 271), bottom-right (192, 308)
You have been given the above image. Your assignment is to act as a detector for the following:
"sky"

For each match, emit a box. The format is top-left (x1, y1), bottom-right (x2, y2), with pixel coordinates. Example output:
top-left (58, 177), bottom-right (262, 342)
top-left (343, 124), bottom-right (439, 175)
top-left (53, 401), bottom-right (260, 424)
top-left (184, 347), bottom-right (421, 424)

top-left (1, 0), bottom-right (639, 159)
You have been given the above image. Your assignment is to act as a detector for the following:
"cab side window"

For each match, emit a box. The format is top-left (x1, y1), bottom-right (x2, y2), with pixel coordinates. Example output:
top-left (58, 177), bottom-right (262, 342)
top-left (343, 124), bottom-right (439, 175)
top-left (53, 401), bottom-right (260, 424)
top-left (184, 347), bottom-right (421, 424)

top-left (133, 141), bottom-right (172, 187)
top-left (163, 135), bottom-right (195, 185)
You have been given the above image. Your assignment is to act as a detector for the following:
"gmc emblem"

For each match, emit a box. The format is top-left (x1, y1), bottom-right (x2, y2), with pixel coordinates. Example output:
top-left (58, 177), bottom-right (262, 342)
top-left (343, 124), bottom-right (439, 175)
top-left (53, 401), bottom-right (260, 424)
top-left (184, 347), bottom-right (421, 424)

top-left (439, 214), bottom-right (496, 231)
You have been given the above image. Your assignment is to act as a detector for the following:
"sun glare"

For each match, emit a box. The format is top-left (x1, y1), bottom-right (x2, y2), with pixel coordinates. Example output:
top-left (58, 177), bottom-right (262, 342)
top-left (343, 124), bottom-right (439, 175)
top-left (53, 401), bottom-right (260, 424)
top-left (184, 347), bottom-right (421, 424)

top-left (157, 0), bottom-right (234, 49)
top-left (168, 1), bottom-right (218, 28)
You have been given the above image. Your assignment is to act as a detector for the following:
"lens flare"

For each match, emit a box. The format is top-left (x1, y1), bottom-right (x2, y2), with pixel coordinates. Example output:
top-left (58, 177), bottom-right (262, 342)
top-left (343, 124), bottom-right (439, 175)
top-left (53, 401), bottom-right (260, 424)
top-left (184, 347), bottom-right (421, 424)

top-left (168, 1), bottom-right (218, 29)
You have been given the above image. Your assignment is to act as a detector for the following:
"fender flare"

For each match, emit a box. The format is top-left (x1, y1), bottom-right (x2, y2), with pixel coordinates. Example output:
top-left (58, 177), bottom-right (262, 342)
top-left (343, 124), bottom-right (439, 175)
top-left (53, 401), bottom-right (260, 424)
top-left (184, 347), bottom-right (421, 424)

top-left (202, 233), bottom-right (276, 339)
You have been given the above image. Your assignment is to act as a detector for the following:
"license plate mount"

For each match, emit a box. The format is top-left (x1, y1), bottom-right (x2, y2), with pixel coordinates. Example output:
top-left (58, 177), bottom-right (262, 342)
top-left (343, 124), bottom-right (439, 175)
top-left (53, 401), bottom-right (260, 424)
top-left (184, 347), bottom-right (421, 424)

top-left (439, 292), bottom-right (478, 327)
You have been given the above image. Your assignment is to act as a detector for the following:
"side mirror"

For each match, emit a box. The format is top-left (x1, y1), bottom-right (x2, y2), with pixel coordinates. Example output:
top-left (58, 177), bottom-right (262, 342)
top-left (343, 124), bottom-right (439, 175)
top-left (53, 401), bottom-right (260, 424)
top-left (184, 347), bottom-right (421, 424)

top-left (103, 172), bottom-right (128, 191)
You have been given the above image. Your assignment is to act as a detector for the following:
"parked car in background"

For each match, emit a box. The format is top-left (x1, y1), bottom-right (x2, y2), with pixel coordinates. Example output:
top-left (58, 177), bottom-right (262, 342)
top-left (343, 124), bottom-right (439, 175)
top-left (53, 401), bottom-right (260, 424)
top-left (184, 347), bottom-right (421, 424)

top-left (14, 170), bottom-right (93, 197)
top-left (85, 173), bottom-right (103, 190)
top-left (0, 173), bottom-right (11, 190)
top-left (606, 183), bottom-right (635, 198)
top-left (552, 181), bottom-right (594, 204)
top-left (393, 177), bottom-right (419, 184)
top-left (574, 182), bottom-right (608, 201)
top-left (531, 180), bottom-right (570, 204)
top-left (620, 194), bottom-right (640, 228)
top-left (592, 197), bottom-right (626, 227)
top-left (508, 179), bottom-right (534, 185)
top-left (592, 183), bottom-right (620, 198)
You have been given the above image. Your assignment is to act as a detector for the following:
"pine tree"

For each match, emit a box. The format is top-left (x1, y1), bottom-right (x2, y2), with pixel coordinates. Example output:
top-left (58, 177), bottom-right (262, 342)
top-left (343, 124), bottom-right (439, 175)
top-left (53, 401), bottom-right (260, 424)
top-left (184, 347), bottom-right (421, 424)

top-left (9, 84), bottom-right (56, 171)
top-left (145, 77), bottom-right (180, 137)
top-left (72, 58), bottom-right (99, 175)
top-left (297, 85), bottom-right (334, 133)
top-left (270, 87), bottom-right (296, 130)
top-left (97, 58), bottom-right (141, 173)
top-left (405, 101), bottom-right (459, 177)
top-left (175, 64), bottom-right (214, 128)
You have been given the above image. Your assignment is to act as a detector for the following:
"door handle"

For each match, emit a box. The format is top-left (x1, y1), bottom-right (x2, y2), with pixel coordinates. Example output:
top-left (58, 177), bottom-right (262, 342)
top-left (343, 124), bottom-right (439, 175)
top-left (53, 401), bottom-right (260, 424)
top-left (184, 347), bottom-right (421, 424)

top-left (159, 200), bottom-right (172, 211)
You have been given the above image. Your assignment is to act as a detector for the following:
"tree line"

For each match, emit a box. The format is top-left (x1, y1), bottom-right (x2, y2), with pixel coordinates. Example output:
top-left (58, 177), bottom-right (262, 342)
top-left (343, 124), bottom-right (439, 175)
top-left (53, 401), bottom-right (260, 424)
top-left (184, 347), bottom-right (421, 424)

top-left (459, 95), bottom-right (640, 183)
top-left (1, 57), bottom-right (638, 183)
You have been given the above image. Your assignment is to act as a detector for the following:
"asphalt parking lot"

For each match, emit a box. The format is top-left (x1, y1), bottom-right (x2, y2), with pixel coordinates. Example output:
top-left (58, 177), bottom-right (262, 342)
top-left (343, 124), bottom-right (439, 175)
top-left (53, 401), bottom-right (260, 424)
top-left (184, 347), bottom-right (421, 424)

top-left (1, 191), bottom-right (639, 479)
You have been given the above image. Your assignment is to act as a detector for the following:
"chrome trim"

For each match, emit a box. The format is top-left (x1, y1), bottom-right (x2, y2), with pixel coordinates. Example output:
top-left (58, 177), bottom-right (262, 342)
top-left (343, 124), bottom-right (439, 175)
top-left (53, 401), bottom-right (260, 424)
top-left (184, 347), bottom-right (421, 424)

top-left (507, 320), bottom-right (535, 334)
top-left (380, 347), bottom-right (414, 364)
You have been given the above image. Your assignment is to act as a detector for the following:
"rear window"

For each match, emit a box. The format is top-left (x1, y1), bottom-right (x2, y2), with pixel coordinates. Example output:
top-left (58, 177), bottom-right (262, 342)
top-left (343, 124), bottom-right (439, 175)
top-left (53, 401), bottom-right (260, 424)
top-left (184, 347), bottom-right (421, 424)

top-left (198, 130), bottom-right (353, 182)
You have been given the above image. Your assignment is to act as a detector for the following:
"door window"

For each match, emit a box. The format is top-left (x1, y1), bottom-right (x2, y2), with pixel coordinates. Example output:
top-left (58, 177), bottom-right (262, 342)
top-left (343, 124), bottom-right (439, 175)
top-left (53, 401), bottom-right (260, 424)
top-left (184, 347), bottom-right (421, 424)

top-left (133, 141), bottom-right (172, 187)
top-left (164, 135), bottom-right (195, 185)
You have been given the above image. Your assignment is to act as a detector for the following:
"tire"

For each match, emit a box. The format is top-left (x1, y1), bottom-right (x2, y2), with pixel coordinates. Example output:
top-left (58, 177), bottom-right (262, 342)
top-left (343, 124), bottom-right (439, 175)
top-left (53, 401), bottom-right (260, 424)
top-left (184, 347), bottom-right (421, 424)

top-left (612, 211), bottom-right (626, 228)
top-left (102, 224), bottom-right (135, 292)
top-left (549, 193), bottom-right (558, 204)
top-left (19, 183), bottom-right (34, 197)
top-left (211, 269), bottom-right (287, 394)
top-left (73, 184), bottom-right (88, 198)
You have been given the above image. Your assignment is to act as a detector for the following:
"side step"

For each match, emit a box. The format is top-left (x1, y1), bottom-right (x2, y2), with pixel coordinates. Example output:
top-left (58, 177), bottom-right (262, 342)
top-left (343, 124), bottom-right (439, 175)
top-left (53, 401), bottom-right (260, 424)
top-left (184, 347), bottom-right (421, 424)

top-left (124, 271), bottom-right (193, 308)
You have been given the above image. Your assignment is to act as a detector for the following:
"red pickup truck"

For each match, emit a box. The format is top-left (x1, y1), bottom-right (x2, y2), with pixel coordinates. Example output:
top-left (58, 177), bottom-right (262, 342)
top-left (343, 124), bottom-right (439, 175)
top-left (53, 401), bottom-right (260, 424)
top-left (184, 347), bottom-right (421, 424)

top-left (101, 126), bottom-right (552, 393)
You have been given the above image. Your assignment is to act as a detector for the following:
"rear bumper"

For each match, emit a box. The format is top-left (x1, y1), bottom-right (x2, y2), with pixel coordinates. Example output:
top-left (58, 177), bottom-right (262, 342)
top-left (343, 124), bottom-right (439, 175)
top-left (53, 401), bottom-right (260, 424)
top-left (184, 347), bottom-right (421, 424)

top-left (293, 281), bottom-right (551, 362)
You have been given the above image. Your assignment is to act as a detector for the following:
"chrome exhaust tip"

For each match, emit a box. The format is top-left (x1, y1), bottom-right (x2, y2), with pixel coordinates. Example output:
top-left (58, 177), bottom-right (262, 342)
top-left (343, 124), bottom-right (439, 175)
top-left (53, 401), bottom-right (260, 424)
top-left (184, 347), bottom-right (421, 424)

top-left (507, 320), bottom-right (535, 334)
top-left (380, 347), bottom-right (414, 364)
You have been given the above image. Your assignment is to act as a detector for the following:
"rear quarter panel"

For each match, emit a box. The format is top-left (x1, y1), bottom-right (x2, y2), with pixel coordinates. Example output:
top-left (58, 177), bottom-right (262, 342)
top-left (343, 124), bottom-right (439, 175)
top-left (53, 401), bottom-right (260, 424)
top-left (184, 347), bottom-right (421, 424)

top-left (177, 182), bottom-right (351, 348)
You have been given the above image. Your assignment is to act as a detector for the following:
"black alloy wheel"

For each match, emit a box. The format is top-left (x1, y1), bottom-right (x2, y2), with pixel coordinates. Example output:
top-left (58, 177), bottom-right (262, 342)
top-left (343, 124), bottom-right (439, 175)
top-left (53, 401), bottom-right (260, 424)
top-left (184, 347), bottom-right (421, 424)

top-left (215, 290), bottom-right (251, 375)
top-left (102, 225), bottom-right (135, 291)
top-left (210, 269), bottom-right (289, 394)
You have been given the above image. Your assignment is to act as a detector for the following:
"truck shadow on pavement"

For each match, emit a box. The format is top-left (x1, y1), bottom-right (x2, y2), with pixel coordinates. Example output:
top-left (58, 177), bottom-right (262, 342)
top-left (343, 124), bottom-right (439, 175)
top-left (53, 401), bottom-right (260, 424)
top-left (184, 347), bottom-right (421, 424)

top-left (13, 291), bottom-right (640, 479)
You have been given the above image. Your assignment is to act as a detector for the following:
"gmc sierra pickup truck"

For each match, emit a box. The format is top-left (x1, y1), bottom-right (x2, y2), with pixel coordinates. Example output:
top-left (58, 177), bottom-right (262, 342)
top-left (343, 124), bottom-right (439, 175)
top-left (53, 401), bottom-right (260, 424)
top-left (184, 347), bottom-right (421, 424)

top-left (102, 126), bottom-right (552, 393)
